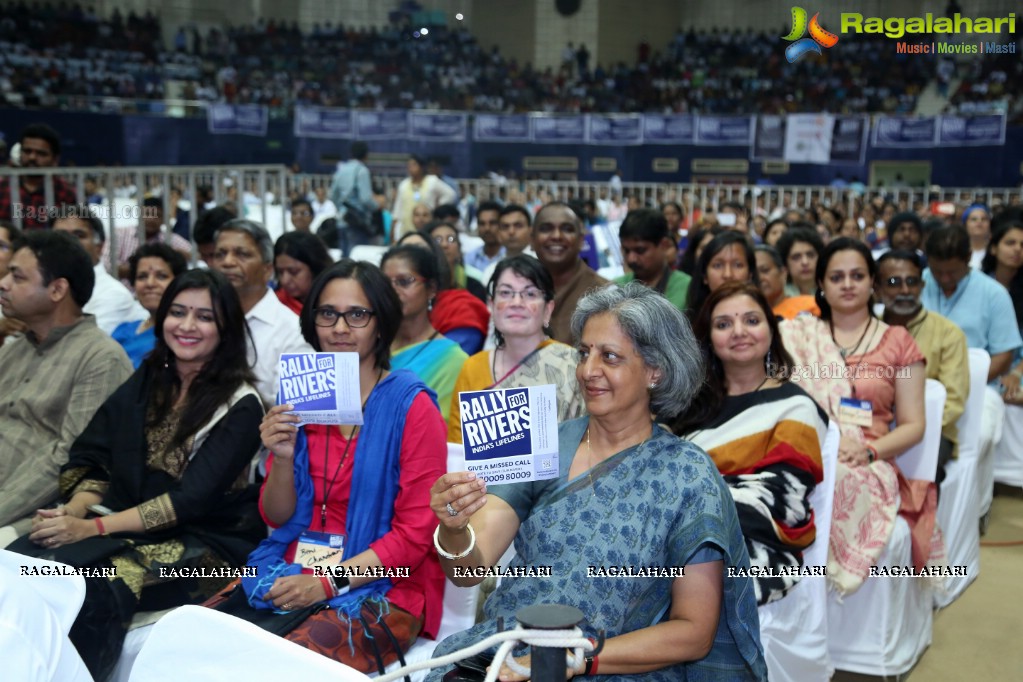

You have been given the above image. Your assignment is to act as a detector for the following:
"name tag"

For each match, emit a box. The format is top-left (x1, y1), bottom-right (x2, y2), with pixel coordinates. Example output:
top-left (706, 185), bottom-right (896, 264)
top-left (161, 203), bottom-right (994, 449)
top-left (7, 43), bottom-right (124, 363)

top-left (294, 531), bottom-right (346, 570)
top-left (839, 397), bottom-right (874, 428)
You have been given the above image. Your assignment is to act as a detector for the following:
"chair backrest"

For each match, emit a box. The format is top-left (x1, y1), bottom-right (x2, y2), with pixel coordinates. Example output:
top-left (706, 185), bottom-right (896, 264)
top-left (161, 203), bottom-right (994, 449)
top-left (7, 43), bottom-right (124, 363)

top-left (897, 378), bottom-right (946, 482)
top-left (804, 421), bottom-right (839, 568)
top-left (348, 244), bottom-right (387, 265)
top-left (0, 549), bottom-right (85, 636)
top-left (956, 348), bottom-right (991, 462)
top-left (129, 606), bottom-right (372, 681)
top-left (436, 442), bottom-right (482, 641)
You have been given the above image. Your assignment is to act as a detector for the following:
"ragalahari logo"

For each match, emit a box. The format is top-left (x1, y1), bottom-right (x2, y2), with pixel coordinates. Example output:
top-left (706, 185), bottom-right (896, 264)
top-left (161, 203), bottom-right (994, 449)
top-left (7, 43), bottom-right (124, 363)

top-left (782, 7), bottom-right (839, 62)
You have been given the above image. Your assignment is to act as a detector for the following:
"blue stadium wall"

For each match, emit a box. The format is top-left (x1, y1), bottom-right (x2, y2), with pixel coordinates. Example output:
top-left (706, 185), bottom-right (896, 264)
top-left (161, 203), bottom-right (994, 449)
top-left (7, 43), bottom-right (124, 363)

top-left (3, 108), bottom-right (1020, 187)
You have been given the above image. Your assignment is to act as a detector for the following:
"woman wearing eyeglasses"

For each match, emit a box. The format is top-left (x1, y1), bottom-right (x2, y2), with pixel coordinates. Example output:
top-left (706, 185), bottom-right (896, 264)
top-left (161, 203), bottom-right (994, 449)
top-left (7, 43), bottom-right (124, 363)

top-left (446, 255), bottom-right (586, 442)
top-left (381, 244), bottom-right (468, 422)
top-left (247, 259), bottom-right (447, 673)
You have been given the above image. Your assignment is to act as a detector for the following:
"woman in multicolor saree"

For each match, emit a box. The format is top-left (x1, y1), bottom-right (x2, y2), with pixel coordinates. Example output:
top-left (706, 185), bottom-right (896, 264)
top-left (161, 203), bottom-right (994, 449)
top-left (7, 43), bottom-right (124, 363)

top-left (429, 283), bottom-right (768, 681)
top-left (446, 255), bottom-right (585, 442)
top-left (10, 270), bottom-right (265, 680)
top-left (382, 244), bottom-right (468, 422)
top-left (673, 281), bottom-right (827, 606)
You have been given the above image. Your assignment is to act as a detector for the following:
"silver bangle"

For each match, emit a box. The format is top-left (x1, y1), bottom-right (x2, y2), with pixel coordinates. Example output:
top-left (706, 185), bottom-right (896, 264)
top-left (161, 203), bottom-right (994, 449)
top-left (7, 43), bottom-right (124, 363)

top-left (434, 523), bottom-right (475, 560)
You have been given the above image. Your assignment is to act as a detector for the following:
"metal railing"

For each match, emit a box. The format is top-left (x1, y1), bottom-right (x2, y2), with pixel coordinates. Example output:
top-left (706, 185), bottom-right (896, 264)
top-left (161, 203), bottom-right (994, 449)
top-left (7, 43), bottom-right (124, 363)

top-left (4, 165), bottom-right (1020, 246)
top-left (1, 165), bottom-right (292, 268)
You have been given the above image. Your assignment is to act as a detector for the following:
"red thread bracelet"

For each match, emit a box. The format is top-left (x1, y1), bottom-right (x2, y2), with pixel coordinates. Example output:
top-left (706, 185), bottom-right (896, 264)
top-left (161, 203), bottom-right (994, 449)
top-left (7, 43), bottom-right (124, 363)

top-left (590, 655), bottom-right (599, 675)
top-left (94, 517), bottom-right (108, 536)
top-left (319, 576), bottom-right (335, 599)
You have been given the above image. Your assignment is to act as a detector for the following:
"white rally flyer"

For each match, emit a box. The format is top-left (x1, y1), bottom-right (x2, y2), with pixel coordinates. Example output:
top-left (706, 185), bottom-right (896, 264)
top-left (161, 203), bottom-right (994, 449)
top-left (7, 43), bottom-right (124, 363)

top-left (277, 352), bottom-right (362, 426)
top-left (459, 384), bottom-right (559, 483)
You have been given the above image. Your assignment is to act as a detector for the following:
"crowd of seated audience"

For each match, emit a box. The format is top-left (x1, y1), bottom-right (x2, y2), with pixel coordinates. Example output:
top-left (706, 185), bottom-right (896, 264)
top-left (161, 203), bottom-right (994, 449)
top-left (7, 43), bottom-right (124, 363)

top-left (0, 3), bottom-right (192, 108)
top-left (945, 43), bottom-right (1023, 123)
top-left (0, 2), bottom-right (966, 117)
top-left (3, 125), bottom-right (1023, 680)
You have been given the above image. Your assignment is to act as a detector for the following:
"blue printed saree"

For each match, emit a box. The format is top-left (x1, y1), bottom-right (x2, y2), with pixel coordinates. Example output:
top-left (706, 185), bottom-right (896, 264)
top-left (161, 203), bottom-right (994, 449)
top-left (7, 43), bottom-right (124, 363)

top-left (428, 417), bottom-right (767, 681)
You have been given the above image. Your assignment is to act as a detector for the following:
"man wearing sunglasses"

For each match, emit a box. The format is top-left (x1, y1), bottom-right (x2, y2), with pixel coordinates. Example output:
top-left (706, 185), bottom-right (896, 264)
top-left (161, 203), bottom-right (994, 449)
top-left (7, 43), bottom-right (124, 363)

top-left (876, 249), bottom-right (969, 480)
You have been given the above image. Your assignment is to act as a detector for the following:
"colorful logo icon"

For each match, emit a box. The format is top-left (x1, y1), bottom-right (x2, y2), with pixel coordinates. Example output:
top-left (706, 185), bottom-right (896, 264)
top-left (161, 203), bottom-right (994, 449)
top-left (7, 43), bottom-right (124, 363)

top-left (782, 7), bottom-right (839, 62)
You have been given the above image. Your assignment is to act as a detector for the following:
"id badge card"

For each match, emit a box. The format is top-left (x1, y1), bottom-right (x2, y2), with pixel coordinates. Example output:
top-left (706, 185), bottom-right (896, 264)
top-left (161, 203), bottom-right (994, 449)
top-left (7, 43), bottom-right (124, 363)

top-left (294, 531), bottom-right (346, 570)
top-left (839, 397), bottom-right (873, 428)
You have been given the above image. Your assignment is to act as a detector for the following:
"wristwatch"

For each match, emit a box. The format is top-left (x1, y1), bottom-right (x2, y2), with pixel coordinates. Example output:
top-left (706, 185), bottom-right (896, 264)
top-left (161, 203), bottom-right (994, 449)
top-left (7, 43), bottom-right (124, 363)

top-left (330, 573), bottom-right (351, 597)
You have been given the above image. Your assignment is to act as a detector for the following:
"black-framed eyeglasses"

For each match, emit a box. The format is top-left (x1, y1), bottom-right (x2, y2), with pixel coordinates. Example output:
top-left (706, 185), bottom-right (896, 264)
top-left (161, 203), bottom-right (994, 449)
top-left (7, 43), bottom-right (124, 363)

top-left (883, 276), bottom-right (922, 288)
top-left (313, 307), bottom-right (375, 328)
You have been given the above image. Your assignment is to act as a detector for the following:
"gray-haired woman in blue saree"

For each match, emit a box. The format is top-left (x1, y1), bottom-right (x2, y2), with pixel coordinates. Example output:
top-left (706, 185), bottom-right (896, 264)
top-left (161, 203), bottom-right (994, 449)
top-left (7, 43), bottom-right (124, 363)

top-left (428, 283), bottom-right (768, 681)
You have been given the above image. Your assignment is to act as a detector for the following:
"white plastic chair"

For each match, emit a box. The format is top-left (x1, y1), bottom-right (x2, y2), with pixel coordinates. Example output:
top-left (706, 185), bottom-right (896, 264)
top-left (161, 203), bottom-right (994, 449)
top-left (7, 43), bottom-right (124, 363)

top-left (757, 420), bottom-right (838, 682)
top-left (961, 349), bottom-right (1002, 519)
top-left (438, 443), bottom-right (484, 638)
top-left (956, 349), bottom-right (991, 463)
top-left (0, 550), bottom-right (93, 682)
top-left (935, 348), bottom-right (988, 607)
top-left (827, 379), bottom-right (945, 677)
top-left (128, 606), bottom-right (372, 682)
top-left (349, 245), bottom-right (388, 266)
top-left (993, 404), bottom-right (1023, 486)
top-left (125, 445), bottom-right (478, 682)
top-left (897, 379), bottom-right (945, 480)
top-left (379, 444), bottom-right (482, 681)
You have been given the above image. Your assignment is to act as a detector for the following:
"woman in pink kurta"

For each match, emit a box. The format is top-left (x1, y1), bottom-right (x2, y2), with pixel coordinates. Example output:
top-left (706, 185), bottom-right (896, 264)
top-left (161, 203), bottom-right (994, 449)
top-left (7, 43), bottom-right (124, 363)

top-left (780, 238), bottom-right (942, 594)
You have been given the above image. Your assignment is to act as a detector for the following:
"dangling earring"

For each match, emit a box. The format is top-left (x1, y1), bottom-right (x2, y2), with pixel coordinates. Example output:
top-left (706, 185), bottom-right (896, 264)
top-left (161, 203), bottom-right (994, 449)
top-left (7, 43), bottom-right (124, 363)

top-left (765, 348), bottom-right (772, 374)
top-left (428, 297), bottom-right (434, 314)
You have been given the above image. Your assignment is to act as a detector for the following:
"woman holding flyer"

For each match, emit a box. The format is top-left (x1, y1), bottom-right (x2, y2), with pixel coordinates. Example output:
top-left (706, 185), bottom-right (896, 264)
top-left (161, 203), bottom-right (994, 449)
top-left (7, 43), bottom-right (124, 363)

top-left (382, 244), bottom-right (468, 421)
top-left (446, 254), bottom-right (585, 442)
top-left (249, 259), bottom-right (447, 674)
top-left (428, 283), bottom-right (768, 681)
top-left (10, 269), bottom-right (264, 679)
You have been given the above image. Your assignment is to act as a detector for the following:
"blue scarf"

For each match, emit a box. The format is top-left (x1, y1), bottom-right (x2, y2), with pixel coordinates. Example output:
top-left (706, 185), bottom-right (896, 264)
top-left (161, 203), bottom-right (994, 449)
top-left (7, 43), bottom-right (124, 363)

top-left (242, 370), bottom-right (436, 617)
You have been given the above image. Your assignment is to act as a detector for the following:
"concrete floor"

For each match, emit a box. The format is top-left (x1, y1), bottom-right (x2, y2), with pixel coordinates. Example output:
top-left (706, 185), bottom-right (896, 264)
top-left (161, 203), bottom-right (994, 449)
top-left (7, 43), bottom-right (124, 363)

top-left (832, 486), bottom-right (1023, 681)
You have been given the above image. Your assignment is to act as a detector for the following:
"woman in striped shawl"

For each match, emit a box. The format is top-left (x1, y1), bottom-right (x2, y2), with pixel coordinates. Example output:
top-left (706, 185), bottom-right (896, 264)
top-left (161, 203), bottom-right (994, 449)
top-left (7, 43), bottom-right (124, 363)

top-left (673, 281), bottom-right (827, 605)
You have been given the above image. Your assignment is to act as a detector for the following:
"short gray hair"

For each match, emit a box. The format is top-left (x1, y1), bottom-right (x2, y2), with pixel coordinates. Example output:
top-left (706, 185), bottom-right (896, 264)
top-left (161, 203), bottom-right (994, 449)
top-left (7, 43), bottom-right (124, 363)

top-left (570, 282), bottom-right (703, 420)
top-left (215, 218), bottom-right (273, 263)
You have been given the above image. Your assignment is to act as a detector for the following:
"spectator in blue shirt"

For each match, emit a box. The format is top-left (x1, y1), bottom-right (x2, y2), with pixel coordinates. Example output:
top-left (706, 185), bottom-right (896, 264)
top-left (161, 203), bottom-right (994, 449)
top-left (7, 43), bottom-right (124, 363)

top-left (328, 141), bottom-right (378, 257)
top-left (464, 200), bottom-right (504, 273)
top-left (922, 225), bottom-right (1022, 465)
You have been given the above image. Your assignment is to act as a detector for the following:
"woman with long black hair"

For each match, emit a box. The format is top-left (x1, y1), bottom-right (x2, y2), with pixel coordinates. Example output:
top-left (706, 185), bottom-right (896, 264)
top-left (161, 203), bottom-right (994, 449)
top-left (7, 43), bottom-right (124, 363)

top-left (12, 269), bottom-right (264, 679)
